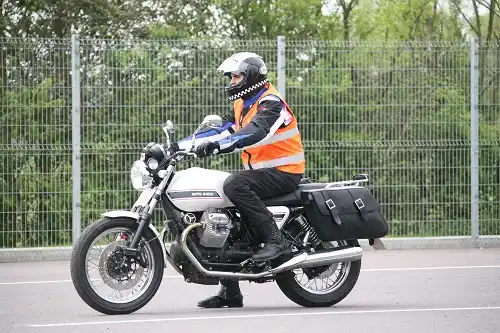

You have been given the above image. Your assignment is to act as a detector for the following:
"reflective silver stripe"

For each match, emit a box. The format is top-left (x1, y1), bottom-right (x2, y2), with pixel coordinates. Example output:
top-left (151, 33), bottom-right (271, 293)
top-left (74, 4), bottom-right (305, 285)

top-left (247, 152), bottom-right (305, 170)
top-left (246, 127), bottom-right (300, 149)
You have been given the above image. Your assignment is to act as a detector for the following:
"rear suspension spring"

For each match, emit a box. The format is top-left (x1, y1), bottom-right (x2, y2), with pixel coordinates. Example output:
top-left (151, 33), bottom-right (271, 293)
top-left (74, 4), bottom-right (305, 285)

top-left (295, 214), bottom-right (321, 247)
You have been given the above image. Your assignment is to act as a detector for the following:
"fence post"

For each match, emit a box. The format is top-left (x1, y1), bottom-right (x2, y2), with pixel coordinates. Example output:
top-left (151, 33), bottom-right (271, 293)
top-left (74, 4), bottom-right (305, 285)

top-left (71, 34), bottom-right (81, 247)
top-left (470, 37), bottom-right (479, 245)
top-left (277, 36), bottom-right (286, 98)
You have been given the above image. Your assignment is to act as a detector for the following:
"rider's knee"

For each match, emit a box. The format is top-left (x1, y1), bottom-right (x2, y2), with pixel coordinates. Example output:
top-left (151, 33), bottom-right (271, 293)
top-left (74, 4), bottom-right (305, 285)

top-left (223, 173), bottom-right (245, 198)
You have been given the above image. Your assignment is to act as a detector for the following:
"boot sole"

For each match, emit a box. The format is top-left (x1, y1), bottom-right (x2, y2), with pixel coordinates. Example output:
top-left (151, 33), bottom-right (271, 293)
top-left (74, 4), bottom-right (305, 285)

top-left (198, 303), bottom-right (244, 308)
top-left (251, 248), bottom-right (292, 263)
top-left (197, 301), bottom-right (244, 308)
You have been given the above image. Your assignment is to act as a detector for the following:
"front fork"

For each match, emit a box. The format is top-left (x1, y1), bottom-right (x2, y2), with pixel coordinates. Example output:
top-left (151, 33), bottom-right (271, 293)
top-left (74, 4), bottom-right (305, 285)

top-left (123, 165), bottom-right (174, 263)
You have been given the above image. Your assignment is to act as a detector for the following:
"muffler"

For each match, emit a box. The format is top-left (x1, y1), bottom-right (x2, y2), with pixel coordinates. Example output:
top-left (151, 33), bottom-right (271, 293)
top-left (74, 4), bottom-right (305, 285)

top-left (180, 223), bottom-right (363, 279)
top-left (271, 247), bottom-right (363, 273)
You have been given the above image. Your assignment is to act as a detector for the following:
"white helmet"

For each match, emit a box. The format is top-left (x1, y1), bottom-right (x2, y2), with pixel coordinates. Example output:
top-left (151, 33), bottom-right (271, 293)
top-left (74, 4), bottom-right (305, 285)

top-left (217, 52), bottom-right (268, 101)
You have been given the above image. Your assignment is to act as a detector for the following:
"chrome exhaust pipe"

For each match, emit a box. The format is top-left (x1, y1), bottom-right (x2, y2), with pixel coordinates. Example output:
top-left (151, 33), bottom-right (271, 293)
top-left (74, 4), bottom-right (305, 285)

top-left (180, 223), bottom-right (363, 279)
top-left (272, 247), bottom-right (363, 272)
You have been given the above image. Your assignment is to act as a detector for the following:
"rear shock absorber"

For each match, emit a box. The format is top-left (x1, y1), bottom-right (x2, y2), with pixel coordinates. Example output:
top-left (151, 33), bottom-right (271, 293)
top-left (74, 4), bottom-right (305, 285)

top-left (294, 214), bottom-right (321, 247)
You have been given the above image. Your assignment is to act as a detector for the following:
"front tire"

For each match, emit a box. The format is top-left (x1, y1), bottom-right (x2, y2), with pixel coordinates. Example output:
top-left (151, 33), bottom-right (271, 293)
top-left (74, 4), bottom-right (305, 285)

top-left (70, 217), bottom-right (165, 315)
top-left (275, 240), bottom-right (361, 307)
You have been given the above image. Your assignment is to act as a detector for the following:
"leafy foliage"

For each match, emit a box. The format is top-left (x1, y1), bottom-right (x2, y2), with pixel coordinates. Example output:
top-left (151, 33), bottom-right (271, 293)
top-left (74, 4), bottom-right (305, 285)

top-left (1, 0), bottom-right (499, 247)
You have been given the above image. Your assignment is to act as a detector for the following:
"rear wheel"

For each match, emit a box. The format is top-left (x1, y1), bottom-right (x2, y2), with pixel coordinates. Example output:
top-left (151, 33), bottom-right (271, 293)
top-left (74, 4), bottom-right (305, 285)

top-left (70, 217), bottom-right (165, 315)
top-left (275, 240), bottom-right (361, 307)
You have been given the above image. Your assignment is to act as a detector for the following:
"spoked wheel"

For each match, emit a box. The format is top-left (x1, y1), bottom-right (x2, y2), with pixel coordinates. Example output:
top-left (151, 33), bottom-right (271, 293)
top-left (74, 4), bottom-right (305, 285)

top-left (275, 240), bottom-right (361, 307)
top-left (70, 217), bottom-right (164, 315)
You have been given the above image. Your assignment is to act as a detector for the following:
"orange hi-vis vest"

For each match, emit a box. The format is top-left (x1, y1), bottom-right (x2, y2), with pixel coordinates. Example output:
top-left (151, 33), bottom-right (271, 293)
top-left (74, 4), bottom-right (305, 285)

top-left (233, 83), bottom-right (305, 174)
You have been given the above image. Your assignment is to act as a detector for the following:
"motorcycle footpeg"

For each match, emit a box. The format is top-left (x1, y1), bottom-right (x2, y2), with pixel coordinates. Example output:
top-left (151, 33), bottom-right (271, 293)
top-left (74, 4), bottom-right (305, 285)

top-left (252, 261), bottom-right (268, 267)
top-left (239, 258), bottom-right (252, 267)
top-left (243, 260), bottom-right (268, 272)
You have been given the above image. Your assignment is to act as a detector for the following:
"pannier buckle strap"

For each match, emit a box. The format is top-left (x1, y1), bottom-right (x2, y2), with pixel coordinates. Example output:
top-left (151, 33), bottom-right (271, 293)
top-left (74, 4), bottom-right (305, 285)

top-left (326, 199), bottom-right (336, 209)
top-left (355, 198), bottom-right (365, 209)
top-left (325, 198), bottom-right (342, 225)
top-left (354, 198), bottom-right (367, 222)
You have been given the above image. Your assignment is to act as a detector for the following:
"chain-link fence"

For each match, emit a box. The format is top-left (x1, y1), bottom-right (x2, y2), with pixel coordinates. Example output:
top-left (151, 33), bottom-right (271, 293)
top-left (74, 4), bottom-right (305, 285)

top-left (1, 36), bottom-right (498, 248)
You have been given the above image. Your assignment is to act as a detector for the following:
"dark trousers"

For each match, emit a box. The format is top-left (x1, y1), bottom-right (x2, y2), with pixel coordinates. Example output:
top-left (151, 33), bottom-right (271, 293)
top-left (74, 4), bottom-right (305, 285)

top-left (223, 167), bottom-right (302, 239)
top-left (216, 167), bottom-right (302, 294)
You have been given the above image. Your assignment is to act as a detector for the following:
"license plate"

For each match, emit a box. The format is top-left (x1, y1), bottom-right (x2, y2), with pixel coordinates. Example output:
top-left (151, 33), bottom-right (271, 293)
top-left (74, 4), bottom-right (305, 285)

top-left (133, 188), bottom-right (156, 208)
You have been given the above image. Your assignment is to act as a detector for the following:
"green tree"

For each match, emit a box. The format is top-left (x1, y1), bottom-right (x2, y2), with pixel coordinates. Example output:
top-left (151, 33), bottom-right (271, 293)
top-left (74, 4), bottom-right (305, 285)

top-left (1, 0), bottom-right (499, 247)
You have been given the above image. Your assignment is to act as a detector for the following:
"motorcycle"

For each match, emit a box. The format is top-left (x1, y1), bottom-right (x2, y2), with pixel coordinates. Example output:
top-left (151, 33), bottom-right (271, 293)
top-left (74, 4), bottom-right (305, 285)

top-left (70, 115), bottom-right (389, 315)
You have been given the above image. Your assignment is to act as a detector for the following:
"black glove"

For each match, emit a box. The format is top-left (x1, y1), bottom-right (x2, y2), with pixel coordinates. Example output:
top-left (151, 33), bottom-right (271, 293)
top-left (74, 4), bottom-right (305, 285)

top-left (195, 141), bottom-right (220, 158)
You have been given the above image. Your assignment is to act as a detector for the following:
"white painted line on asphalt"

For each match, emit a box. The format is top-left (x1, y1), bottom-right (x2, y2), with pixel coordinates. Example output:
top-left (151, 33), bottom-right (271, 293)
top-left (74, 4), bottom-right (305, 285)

top-left (361, 265), bottom-right (500, 272)
top-left (2, 264), bottom-right (500, 286)
top-left (0, 275), bottom-right (182, 285)
top-left (28, 306), bottom-right (500, 327)
top-left (0, 279), bottom-right (72, 285)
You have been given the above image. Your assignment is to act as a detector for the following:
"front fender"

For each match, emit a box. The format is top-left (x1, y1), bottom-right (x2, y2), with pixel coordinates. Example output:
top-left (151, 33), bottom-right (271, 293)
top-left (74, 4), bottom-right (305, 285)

top-left (102, 210), bottom-right (139, 220)
top-left (100, 210), bottom-right (182, 275)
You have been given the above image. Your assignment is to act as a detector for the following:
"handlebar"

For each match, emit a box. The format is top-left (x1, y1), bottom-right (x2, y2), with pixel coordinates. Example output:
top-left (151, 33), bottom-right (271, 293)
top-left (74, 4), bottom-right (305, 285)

top-left (158, 145), bottom-right (217, 170)
top-left (169, 149), bottom-right (198, 160)
top-left (169, 146), bottom-right (217, 160)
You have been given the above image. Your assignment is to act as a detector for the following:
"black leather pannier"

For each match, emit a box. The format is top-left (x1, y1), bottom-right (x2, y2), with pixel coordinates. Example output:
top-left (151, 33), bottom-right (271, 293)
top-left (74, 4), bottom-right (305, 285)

top-left (300, 186), bottom-right (389, 242)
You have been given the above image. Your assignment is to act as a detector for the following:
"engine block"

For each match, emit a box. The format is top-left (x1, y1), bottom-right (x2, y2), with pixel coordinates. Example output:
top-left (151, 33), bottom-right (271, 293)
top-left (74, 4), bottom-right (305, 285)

top-left (197, 208), bottom-right (232, 248)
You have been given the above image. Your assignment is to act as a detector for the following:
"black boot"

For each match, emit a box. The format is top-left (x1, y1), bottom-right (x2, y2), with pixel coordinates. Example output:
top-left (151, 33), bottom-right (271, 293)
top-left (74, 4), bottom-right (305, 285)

top-left (197, 279), bottom-right (243, 308)
top-left (251, 220), bottom-right (292, 262)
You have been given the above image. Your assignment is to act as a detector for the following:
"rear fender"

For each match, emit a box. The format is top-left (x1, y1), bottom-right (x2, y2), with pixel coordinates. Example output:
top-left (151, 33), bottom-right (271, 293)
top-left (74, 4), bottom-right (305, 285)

top-left (100, 210), bottom-right (182, 274)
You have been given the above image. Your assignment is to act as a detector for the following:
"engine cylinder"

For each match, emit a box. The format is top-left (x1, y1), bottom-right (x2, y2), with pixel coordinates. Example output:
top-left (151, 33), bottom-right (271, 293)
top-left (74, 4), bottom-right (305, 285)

top-left (197, 208), bottom-right (232, 248)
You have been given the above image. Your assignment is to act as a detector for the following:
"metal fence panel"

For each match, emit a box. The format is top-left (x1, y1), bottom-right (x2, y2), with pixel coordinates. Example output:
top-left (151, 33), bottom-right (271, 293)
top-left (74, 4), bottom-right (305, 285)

top-left (1, 36), bottom-right (499, 248)
top-left (284, 40), bottom-right (474, 237)
top-left (77, 38), bottom-right (279, 240)
top-left (1, 38), bottom-right (73, 247)
top-left (478, 41), bottom-right (500, 236)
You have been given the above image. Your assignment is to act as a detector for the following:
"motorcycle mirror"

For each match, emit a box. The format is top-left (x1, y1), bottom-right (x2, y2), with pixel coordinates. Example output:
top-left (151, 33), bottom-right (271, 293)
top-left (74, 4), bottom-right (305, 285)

top-left (201, 115), bottom-right (222, 128)
top-left (163, 120), bottom-right (175, 148)
top-left (163, 120), bottom-right (175, 133)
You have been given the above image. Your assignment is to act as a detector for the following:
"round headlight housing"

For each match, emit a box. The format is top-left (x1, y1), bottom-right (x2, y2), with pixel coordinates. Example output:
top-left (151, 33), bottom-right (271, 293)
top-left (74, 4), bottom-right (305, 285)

top-left (147, 157), bottom-right (159, 170)
top-left (130, 160), bottom-right (153, 191)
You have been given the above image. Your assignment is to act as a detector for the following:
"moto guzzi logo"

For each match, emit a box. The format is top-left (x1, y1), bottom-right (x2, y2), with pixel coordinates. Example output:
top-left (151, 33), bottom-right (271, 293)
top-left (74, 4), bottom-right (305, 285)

top-left (191, 192), bottom-right (217, 197)
top-left (167, 190), bottom-right (221, 199)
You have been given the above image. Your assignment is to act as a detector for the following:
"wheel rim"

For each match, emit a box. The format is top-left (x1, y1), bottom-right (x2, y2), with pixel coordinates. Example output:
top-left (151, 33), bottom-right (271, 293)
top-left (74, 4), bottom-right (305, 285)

top-left (293, 240), bottom-right (352, 295)
top-left (83, 227), bottom-right (156, 304)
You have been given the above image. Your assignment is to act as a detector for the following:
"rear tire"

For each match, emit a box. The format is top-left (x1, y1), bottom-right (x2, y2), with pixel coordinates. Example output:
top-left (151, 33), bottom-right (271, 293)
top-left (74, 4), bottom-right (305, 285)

top-left (70, 217), bottom-right (165, 315)
top-left (275, 240), bottom-right (361, 307)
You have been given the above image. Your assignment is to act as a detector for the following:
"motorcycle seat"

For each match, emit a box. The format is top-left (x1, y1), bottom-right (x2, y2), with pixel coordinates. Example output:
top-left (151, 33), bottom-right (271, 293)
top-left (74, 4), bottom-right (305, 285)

top-left (262, 183), bottom-right (326, 206)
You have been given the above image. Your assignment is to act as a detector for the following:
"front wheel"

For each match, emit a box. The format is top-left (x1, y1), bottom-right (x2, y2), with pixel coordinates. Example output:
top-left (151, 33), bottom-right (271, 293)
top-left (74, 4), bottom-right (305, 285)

top-left (70, 217), bottom-right (165, 315)
top-left (275, 240), bottom-right (361, 307)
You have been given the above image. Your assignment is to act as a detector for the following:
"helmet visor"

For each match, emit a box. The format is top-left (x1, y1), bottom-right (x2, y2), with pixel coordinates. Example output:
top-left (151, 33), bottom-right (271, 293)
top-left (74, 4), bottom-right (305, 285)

top-left (216, 52), bottom-right (262, 78)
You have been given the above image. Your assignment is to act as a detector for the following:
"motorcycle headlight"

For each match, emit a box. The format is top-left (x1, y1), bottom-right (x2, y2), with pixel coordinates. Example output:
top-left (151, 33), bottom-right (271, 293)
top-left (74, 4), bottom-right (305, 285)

top-left (147, 157), bottom-right (159, 170)
top-left (130, 160), bottom-right (153, 191)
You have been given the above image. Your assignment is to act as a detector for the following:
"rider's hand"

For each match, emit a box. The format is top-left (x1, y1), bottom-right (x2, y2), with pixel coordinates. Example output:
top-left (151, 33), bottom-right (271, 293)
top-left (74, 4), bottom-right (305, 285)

top-left (195, 141), bottom-right (220, 157)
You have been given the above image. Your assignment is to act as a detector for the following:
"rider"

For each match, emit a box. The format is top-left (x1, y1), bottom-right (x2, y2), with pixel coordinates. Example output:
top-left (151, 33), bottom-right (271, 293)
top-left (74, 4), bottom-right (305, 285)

top-left (177, 52), bottom-right (306, 308)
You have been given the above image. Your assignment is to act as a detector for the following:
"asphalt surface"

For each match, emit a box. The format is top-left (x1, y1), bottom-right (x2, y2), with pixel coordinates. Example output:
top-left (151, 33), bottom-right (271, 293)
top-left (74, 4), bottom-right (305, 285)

top-left (1, 248), bottom-right (500, 333)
